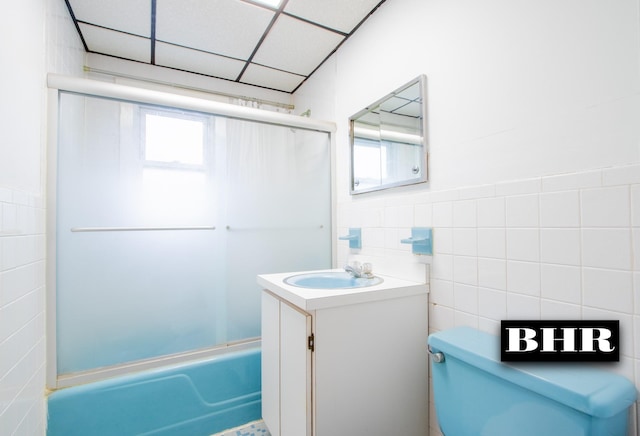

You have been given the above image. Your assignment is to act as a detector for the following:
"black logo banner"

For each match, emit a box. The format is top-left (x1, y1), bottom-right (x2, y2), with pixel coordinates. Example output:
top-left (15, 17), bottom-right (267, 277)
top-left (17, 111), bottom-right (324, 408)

top-left (500, 320), bottom-right (619, 362)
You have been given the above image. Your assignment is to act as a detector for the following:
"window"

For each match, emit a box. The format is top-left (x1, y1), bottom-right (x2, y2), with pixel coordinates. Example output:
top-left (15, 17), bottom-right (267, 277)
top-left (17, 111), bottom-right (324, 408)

top-left (143, 110), bottom-right (207, 169)
top-left (140, 109), bottom-right (210, 220)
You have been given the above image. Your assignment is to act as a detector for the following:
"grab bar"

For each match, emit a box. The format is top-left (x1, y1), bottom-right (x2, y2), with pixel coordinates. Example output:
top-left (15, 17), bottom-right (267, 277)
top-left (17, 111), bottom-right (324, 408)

top-left (70, 226), bottom-right (216, 232)
top-left (225, 225), bottom-right (324, 231)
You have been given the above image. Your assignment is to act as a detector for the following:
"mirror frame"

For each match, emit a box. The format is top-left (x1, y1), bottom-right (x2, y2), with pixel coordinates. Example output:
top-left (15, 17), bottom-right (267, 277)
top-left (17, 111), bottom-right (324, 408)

top-left (349, 75), bottom-right (428, 195)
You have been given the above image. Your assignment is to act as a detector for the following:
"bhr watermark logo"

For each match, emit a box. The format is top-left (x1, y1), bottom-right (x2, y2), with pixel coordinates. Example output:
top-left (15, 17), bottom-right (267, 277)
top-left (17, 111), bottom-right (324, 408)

top-left (501, 320), bottom-right (619, 362)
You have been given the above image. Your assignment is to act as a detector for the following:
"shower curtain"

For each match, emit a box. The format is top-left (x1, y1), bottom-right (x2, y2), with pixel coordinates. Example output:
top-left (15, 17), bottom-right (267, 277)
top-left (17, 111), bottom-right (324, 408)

top-left (55, 92), bottom-right (331, 377)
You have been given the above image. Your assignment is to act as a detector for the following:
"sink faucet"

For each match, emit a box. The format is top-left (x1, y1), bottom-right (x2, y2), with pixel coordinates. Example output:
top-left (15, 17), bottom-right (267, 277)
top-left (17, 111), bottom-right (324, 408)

top-left (344, 262), bottom-right (374, 279)
top-left (344, 263), bottom-right (362, 277)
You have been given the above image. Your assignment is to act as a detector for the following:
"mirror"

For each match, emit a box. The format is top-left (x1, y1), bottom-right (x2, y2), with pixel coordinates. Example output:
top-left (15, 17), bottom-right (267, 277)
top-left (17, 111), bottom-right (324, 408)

top-left (349, 75), bottom-right (427, 194)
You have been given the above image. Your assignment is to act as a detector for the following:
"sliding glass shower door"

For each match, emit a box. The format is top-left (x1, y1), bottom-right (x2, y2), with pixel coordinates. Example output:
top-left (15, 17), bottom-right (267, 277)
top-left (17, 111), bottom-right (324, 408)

top-left (55, 92), bottom-right (331, 376)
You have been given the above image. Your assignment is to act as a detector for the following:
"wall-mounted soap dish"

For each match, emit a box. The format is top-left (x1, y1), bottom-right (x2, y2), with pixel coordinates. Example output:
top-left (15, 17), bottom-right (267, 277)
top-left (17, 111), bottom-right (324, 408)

top-left (339, 228), bottom-right (362, 249)
top-left (401, 227), bottom-right (432, 255)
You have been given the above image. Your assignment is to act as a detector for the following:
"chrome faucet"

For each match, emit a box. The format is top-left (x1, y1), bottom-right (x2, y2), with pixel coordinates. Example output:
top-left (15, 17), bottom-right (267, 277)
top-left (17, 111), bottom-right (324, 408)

top-left (344, 263), bottom-right (361, 277)
top-left (344, 261), bottom-right (374, 279)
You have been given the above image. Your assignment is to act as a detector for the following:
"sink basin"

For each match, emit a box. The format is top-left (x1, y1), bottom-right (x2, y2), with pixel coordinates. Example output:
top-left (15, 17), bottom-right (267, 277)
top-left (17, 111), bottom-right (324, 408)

top-left (284, 271), bottom-right (383, 289)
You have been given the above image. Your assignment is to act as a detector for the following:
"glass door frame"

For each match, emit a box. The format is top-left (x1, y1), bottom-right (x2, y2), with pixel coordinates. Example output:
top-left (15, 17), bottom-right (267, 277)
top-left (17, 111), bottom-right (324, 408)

top-left (45, 76), bottom-right (337, 389)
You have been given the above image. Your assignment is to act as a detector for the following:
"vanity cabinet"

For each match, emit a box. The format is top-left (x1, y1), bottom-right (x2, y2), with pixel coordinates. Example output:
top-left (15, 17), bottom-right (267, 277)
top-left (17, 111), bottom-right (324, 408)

top-left (261, 291), bottom-right (312, 436)
top-left (259, 271), bottom-right (429, 436)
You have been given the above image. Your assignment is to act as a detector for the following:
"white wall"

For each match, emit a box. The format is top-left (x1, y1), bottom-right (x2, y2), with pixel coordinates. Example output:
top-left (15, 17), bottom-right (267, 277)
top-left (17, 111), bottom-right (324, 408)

top-left (297, 0), bottom-right (640, 194)
top-left (0, 0), bottom-right (84, 434)
top-left (295, 0), bottom-right (640, 434)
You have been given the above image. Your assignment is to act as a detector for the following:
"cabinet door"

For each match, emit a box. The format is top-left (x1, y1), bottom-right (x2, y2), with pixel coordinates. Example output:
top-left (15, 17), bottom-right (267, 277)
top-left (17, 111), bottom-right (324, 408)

top-left (261, 292), bottom-right (280, 435)
top-left (280, 301), bottom-right (312, 436)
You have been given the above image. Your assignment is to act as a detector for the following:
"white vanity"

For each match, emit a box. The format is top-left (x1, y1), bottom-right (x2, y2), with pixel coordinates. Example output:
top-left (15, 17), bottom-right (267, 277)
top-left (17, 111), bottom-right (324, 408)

top-left (258, 269), bottom-right (429, 436)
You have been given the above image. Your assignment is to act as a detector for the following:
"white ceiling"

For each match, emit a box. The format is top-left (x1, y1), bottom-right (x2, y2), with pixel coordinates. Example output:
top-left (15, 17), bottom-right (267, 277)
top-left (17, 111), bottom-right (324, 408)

top-left (66, 0), bottom-right (387, 93)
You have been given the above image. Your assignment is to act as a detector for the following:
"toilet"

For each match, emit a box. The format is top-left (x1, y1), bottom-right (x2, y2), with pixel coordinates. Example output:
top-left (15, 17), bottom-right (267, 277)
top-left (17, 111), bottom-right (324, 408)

top-left (428, 327), bottom-right (637, 436)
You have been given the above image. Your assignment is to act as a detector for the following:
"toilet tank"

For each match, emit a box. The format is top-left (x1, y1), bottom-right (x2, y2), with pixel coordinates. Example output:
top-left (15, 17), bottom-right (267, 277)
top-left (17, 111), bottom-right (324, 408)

top-left (428, 327), bottom-right (636, 436)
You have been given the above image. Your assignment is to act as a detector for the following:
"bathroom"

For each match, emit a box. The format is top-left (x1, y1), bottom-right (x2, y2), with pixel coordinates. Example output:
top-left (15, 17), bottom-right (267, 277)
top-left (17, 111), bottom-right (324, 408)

top-left (2, 0), bottom-right (640, 434)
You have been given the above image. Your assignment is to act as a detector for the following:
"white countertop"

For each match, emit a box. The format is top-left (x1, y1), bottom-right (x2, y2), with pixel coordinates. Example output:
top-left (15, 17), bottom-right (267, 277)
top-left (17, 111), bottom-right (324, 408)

top-left (257, 269), bottom-right (428, 311)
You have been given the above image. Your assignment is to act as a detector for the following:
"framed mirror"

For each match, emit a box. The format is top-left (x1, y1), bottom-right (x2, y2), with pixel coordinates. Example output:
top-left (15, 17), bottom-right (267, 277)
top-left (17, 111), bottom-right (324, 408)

top-left (349, 75), bottom-right (428, 194)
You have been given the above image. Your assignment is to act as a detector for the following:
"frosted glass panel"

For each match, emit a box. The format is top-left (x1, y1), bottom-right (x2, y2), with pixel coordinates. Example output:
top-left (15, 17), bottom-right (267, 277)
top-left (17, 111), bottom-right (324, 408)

top-left (225, 122), bottom-right (331, 341)
top-left (56, 92), bottom-right (331, 374)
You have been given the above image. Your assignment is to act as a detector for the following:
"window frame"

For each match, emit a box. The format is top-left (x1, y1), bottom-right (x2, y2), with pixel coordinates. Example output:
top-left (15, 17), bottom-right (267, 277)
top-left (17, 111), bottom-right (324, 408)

top-left (140, 107), bottom-right (210, 172)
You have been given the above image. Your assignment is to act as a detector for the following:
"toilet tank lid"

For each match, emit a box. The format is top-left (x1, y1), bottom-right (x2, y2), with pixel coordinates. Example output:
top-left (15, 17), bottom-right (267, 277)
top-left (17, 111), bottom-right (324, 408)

top-left (428, 327), bottom-right (637, 418)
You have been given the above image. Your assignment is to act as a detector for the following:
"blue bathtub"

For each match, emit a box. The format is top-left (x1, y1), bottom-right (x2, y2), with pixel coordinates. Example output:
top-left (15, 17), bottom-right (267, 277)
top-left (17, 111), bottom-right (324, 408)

top-left (47, 348), bottom-right (262, 436)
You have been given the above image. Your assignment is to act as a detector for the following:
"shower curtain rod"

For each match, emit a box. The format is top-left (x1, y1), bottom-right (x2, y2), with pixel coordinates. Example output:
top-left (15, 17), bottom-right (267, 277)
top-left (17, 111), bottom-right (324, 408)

top-left (47, 74), bottom-right (336, 133)
top-left (82, 66), bottom-right (295, 111)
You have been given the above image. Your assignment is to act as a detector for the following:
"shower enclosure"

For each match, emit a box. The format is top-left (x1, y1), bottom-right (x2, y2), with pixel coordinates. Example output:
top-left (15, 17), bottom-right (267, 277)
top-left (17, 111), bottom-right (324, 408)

top-left (47, 77), bottom-right (333, 386)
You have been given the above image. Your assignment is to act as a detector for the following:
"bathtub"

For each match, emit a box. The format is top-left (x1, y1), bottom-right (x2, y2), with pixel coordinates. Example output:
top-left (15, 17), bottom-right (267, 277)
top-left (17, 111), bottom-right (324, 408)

top-left (47, 348), bottom-right (262, 436)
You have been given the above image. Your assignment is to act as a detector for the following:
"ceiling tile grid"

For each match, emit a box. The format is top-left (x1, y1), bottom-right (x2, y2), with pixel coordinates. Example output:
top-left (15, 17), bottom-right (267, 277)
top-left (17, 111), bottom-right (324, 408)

top-left (65, 0), bottom-right (387, 93)
top-left (79, 23), bottom-right (151, 63)
top-left (155, 42), bottom-right (246, 80)
top-left (251, 14), bottom-right (345, 76)
top-left (241, 63), bottom-right (306, 91)
top-left (155, 0), bottom-right (275, 60)
top-left (283, 0), bottom-right (385, 34)
top-left (70, 0), bottom-right (151, 37)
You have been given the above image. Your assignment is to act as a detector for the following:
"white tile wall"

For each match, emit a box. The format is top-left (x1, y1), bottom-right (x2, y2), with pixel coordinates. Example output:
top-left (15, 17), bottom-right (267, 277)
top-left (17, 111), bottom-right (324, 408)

top-left (0, 191), bottom-right (46, 435)
top-left (452, 228), bottom-right (477, 256)
top-left (0, 1), bottom-right (84, 435)
top-left (433, 227), bottom-right (452, 254)
top-left (506, 228), bottom-right (539, 262)
top-left (337, 162), bottom-right (640, 435)
top-left (540, 229), bottom-right (581, 266)
top-left (477, 197), bottom-right (505, 227)
top-left (477, 258), bottom-right (506, 291)
top-left (540, 264), bottom-right (581, 304)
top-left (582, 268), bottom-right (633, 314)
top-left (453, 256), bottom-right (478, 286)
top-left (632, 186), bottom-right (640, 226)
top-left (539, 190), bottom-right (580, 227)
top-left (506, 260), bottom-right (540, 297)
top-left (477, 228), bottom-right (506, 259)
top-left (582, 229), bottom-right (632, 270)
top-left (506, 194), bottom-right (539, 227)
top-left (581, 186), bottom-right (630, 227)
top-left (299, 0), bottom-right (640, 432)
top-left (452, 200), bottom-right (476, 228)
top-left (453, 283), bottom-right (478, 314)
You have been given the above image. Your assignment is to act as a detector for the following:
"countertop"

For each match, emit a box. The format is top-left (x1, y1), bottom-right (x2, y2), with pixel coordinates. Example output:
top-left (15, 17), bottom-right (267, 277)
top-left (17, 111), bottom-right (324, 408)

top-left (257, 268), bottom-right (428, 311)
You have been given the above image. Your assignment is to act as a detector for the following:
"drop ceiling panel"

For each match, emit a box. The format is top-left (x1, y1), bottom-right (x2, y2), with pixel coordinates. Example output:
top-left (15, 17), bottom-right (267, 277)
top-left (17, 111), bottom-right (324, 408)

top-left (80, 24), bottom-right (150, 63)
top-left (241, 64), bottom-right (305, 93)
top-left (252, 15), bottom-right (344, 76)
top-left (284, 0), bottom-right (382, 33)
top-left (64, 0), bottom-right (387, 93)
top-left (69, 0), bottom-right (151, 37)
top-left (155, 43), bottom-right (246, 80)
top-left (156, 0), bottom-right (275, 59)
